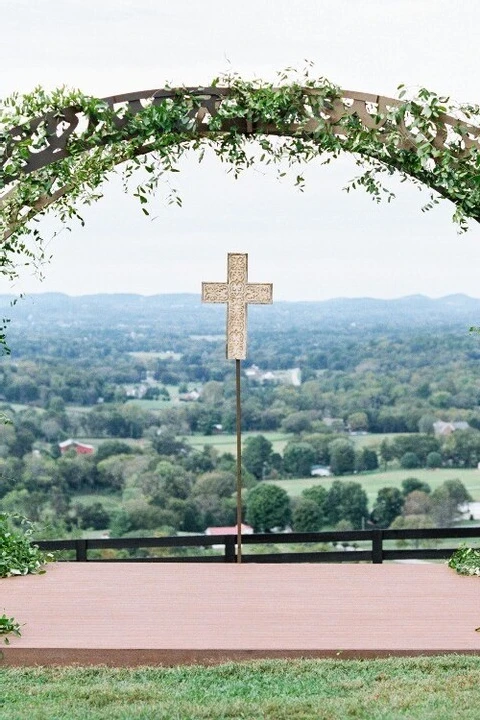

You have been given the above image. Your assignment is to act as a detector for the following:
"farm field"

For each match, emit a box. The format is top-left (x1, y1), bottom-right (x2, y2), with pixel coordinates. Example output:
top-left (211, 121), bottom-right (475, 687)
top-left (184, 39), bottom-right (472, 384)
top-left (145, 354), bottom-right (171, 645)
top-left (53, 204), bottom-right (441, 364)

top-left (73, 493), bottom-right (123, 514)
top-left (268, 467), bottom-right (480, 503)
top-left (127, 351), bottom-right (182, 362)
top-left (126, 384), bottom-right (199, 410)
top-left (124, 398), bottom-right (172, 410)
top-left (185, 431), bottom-right (292, 455)
top-left (348, 432), bottom-right (415, 449)
top-left (72, 431), bottom-right (293, 455)
top-left (74, 437), bottom-right (148, 450)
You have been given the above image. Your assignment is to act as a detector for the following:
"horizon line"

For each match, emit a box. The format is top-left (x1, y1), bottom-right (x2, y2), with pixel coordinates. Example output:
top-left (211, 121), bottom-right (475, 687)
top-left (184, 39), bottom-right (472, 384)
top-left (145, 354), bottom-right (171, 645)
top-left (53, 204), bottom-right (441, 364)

top-left (1, 291), bottom-right (480, 303)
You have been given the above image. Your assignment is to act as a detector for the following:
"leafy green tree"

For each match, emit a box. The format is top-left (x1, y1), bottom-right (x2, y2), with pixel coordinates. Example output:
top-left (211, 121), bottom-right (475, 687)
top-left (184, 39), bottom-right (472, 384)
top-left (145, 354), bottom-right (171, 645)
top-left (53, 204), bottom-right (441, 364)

top-left (426, 451), bottom-right (442, 468)
top-left (40, 418), bottom-right (64, 443)
top-left (403, 490), bottom-right (432, 516)
top-left (301, 485), bottom-right (328, 523)
top-left (347, 412), bottom-right (369, 432)
top-left (95, 440), bottom-right (133, 462)
top-left (1, 488), bottom-right (46, 522)
top-left (292, 497), bottom-right (323, 532)
top-left (0, 457), bottom-right (22, 499)
top-left (418, 414), bottom-right (436, 434)
top-left (371, 487), bottom-right (404, 528)
top-left (117, 499), bottom-right (176, 532)
top-left (55, 454), bottom-right (96, 493)
top-left (192, 471), bottom-right (235, 499)
top-left (281, 411), bottom-right (316, 434)
top-left (324, 481), bottom-right (368, 529)
top-left (21, 454), bottom-right (57, 493)
top-left (245, 484), bottom-right (291, 532)
top-left (9, 427), bottom-right (35, 458)
top-left (242, 435), bottom-right (273, 480)
top-left (355, 447), bottom-right (378, 472)
top-left (96, 454), bottom-right (144, 492)
top-left (379, 439), bottom-right (395, 469)
top-left (143, 461), bottom-right (192, 504)
top-left (191, 494), bottom-right (236, 530)
top-left (442, 429), bottom-right (480, 467)
top-left (150, 430), bottom-right (187, 457)
top-left (442, 479), bottom-right (472, 506)
top-left (429, 479), bottom-right (472, 526)
top-left (195, 408), bottom-right (221, 436)
top-left (283, 442), bottom-right (316, 477)
top-left (109, 508), bottom-right (132, 537)
top-left (400, 452), bottom-right (421, 469)
top-left (401, 477), bottom-right (431, 496)
top-left (302, 434), bottom-right (332, 465)
top-left (390, 514), bottom-right (435, 546)
top-left (391, 434), bottom-right (440, 465)
top-left (74, 502), bottom-right (110, 530)
top-left (430, 391), bottom-right (453, 408)
top-left (328, 439), bottom-right (355, 476)
top-left (183, 445), bottom-right (217, 474)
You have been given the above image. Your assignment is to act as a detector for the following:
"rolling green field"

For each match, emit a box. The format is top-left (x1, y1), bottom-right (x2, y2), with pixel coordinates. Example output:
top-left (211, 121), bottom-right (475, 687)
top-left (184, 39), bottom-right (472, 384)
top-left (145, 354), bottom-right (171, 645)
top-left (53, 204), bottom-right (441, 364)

top-left (73, 493), bottom-right (123, 513)
top-left (73, 431), bottom-right (293, 455)
top-left (268, 467), bottom-right (480, 503)
top-left (74, 437), bottom-right (148, 450)
top-left (2, 657), bottom-right (480, 720)
top-left (182, 431), bottom-right (403, 456)
top-left (127, 351), bottom-right (182, 362)
top-left (126, 384), bottom-right (198, 410)
top-left (125, 398), bottom-right (172, 410)
top-left (185, 431), bottom-right (292, 455)
top-left (185, 432), bottom-right (294, 454)
top-left (349, 432), bottom-right (415, 449)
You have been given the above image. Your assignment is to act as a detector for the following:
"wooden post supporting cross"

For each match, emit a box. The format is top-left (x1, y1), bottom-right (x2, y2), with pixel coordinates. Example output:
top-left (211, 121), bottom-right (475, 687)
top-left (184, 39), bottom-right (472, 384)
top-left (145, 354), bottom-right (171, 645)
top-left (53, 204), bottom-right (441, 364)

top-left (202, 253), bottom-right (273, 562)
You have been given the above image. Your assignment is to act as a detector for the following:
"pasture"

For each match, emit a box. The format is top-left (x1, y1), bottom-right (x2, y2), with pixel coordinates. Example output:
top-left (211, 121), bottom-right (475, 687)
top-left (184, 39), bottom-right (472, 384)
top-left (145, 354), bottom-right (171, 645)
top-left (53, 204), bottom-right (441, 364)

top-left (268, 467), bottom-right (480, 503)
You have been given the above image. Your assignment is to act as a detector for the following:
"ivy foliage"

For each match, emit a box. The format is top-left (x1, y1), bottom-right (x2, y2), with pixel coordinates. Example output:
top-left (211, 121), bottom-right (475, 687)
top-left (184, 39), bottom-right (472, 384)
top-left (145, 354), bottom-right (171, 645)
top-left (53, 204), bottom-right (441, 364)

top-left (0, 513), bottom-right (54, 578)
top-left (1, 68), bottom-right (480, 286)
top-left (448, 544), bottom-right (480, 576)
top-left (0, 613), bottom-right (22, 644)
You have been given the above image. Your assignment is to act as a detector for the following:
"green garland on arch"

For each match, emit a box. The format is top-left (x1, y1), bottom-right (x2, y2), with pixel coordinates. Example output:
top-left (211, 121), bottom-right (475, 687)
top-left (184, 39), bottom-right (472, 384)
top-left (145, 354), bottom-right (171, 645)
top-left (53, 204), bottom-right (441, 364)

top-left (1, 68), bottom-right (480, 290)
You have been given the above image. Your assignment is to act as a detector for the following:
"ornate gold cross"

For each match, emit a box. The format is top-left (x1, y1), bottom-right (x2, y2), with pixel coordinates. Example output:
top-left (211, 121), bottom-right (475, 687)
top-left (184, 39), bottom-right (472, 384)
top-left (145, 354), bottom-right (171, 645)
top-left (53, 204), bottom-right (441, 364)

top-left (202, 253), bottom-right (273, 359)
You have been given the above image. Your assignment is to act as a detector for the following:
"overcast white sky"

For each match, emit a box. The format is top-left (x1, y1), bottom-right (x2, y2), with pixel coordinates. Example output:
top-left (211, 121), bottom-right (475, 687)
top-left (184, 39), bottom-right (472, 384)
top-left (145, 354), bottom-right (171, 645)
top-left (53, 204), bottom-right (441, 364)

top-left (2, 0), bottom-right (480, 300)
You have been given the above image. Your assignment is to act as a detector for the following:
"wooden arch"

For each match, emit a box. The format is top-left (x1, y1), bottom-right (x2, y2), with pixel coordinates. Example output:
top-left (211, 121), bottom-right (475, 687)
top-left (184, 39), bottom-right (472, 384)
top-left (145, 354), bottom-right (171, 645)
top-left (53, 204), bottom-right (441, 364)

top-left (2, 85), bottom-right (480, 239)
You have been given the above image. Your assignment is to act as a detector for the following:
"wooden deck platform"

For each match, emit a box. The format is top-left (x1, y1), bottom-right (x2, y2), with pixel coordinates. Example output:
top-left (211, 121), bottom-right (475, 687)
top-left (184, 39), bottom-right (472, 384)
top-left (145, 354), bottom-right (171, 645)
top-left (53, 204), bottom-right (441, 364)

top-left (2, 563), bottom-right (479, 666)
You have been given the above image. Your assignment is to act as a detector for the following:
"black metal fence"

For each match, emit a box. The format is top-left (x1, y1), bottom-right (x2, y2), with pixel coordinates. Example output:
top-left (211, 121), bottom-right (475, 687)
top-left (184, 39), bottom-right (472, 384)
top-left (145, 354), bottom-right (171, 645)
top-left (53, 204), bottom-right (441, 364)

top-left (35, 526), bottom-right (480, 564)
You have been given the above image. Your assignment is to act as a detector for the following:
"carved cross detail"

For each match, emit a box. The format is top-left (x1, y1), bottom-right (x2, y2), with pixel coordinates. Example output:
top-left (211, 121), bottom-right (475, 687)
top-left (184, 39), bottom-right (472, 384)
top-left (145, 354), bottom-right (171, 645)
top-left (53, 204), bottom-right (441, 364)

top-left (202, 253), bottom-right (273, 360)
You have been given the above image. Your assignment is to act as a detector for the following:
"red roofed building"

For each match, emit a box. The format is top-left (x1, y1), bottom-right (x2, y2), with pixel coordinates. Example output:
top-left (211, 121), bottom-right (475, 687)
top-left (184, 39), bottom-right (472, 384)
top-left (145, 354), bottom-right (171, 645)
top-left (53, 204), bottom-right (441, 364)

top-left (205, 524), bottom-right (254, 536)
top-left (58, 439), bottom-right (95, 455)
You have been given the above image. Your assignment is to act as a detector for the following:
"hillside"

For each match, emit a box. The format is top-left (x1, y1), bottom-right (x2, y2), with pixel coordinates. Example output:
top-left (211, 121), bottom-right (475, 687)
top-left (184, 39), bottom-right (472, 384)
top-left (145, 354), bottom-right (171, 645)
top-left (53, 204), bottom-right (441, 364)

top-left (1, 292), bottom-right (480, 334)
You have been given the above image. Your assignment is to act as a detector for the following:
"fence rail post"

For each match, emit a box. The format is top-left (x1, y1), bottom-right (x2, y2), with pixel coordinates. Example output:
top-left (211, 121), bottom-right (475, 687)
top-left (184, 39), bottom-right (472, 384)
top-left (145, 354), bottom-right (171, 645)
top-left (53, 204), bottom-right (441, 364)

top-left (76, 539), bottom-right (88, 562)
top-left (224, 536), bottom-right (236, 563)
top-left (372, 530), bottom-right (383, 564)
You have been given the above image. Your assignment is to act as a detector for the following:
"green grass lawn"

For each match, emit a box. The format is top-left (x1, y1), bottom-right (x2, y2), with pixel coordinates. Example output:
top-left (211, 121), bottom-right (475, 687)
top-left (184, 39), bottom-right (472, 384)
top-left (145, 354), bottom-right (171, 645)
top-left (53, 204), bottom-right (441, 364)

top-left (268, 467), bottom-right (480, 503)
top-left (73, 493), bottom-right (123, 513)
top-left (349, 432), bottom-right (415, 449)
top-left (125, 398), bottom-right (173, 409)
top-left (2, 657), bottom-right (480, 719)
top-left (74, 437), bottom-right (148, 450)
top-left (127, 351), bottom-right (182, 362)
top-left (185, 431), bottom-right (292, 456)
top-left (126, 385), bottom-right (199, 410)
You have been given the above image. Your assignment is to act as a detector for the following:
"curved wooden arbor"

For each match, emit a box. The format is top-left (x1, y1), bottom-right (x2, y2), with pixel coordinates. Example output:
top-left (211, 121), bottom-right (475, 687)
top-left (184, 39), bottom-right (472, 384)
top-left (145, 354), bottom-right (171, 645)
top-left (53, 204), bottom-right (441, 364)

top-left (2, 86), bottom-right (480, 237)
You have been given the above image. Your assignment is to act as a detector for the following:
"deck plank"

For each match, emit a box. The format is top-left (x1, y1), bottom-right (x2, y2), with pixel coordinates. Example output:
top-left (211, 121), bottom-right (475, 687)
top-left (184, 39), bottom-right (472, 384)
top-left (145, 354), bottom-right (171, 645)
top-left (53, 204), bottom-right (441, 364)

top-left (2, 563), bottom-right (479, 665)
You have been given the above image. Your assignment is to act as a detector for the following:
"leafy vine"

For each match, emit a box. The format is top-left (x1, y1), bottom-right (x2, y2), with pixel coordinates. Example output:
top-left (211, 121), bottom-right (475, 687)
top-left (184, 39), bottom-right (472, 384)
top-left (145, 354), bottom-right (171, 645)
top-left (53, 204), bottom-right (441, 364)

top-left (1, 68), bottom-right (480, 291)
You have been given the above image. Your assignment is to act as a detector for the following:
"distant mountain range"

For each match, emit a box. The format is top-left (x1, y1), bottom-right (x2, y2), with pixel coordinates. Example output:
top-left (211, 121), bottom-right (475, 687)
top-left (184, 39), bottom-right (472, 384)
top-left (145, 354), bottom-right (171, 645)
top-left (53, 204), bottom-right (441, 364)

top-left (1, 292), bottom-right (480, 333)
